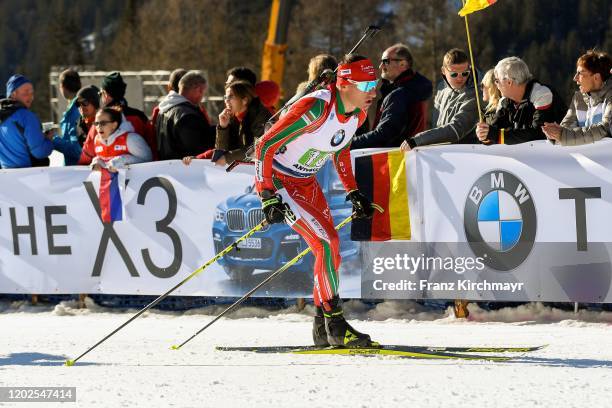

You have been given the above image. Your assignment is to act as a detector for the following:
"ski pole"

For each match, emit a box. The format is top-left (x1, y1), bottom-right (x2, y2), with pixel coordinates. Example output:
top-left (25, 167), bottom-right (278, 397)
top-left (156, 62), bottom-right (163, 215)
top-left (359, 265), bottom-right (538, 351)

top-left (65, 220), bottom-right (268, 366)
top-left (170, 214), bottom-right (354, 350)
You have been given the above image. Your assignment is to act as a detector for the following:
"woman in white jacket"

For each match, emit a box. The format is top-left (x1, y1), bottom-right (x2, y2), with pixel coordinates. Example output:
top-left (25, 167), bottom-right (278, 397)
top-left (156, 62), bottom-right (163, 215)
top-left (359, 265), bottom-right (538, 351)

top-left (543, 50), bottom-right (612, 145)
top-left (91, 107), bottom-right (152, 172)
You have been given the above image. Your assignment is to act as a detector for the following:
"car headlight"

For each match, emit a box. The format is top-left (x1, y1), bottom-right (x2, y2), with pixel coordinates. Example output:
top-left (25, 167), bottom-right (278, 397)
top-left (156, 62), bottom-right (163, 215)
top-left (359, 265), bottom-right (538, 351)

top-left (215, 208), bottom-right (225, 222)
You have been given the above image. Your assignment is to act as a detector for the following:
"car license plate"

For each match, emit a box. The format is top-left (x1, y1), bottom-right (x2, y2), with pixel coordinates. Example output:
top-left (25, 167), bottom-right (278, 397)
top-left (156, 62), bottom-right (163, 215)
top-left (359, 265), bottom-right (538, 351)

top-left (237, 238), bottom-right (262, 249)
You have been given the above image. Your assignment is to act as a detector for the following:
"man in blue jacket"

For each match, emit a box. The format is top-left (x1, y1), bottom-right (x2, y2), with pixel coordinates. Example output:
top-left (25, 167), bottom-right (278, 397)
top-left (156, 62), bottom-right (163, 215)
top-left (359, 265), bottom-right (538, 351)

top-left (351, 43), bottom-right (433, 149)
top-left (0, 75), bottom-right (53, 168)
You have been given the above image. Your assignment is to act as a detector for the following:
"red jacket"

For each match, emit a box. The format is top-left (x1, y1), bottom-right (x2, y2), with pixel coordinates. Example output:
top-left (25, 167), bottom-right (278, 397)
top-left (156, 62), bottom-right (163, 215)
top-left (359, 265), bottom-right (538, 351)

top-left (94, 132), bottom-right (130, 161)
top-left (79, 105), bottom-right (156, 164)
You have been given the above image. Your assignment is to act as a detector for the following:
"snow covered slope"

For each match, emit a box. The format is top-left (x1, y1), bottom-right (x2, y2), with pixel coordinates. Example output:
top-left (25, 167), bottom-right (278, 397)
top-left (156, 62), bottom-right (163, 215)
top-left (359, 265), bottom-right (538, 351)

top-left (1, 299), bottom-right (611, 408)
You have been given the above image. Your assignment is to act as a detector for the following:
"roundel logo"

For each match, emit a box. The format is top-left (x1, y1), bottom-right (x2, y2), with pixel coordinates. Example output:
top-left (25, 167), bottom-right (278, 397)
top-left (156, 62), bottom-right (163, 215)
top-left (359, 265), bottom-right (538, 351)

top-left (330, 129), bottom-right (346, 147)
top-left (464, 170), bottom-right (536, 271)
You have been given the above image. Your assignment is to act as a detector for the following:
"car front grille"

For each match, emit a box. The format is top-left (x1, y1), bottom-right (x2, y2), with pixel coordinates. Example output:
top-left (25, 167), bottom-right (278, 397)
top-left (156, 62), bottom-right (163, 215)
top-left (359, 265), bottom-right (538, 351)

top-left (226, 208), bottom-right (270, 232)
top-left (247, 209), bottom-right (270, 231)
top-left (226, 209), bottom-right (245, 232)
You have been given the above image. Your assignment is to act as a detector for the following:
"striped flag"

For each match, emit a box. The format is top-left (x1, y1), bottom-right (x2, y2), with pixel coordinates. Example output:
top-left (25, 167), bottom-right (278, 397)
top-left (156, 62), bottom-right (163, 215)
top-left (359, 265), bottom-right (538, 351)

top-left (96, 168), bottom-right (124, 223)
top-left (351, 150), bottom-right (411, 241)
top-left (458, 0), bottom-right (497, 16)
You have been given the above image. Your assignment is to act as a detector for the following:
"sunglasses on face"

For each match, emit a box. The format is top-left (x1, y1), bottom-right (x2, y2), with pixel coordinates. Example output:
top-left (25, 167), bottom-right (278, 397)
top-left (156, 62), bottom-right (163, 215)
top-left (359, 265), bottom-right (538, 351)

top-left (223, 94), bottom-right (235, 101)
top-left (380, 58), bottom-right (405, 66)
top-left (448, 70), bottom-right (470, 78)
top-left (344, 78), bottom-right (379, 92)
top-left (93, 120), bottom-right (114, 128)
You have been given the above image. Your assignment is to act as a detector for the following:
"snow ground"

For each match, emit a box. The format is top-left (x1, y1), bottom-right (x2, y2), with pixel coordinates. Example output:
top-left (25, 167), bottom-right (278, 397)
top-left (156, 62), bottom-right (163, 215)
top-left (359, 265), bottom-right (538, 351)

top-left (1, 299), bottom-right (611, 408)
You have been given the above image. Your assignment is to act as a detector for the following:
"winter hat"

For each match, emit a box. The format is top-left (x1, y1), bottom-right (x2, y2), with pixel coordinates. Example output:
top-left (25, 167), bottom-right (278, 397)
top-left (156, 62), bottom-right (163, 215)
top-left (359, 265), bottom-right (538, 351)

top-left (6, 74), bottom-right (32, 97)
top-left (76, 85), bottom-right (101, 109)
top-left (336, 59), bottom-right (377, 84)
top-left (101, 71), bottom-right (127, 100)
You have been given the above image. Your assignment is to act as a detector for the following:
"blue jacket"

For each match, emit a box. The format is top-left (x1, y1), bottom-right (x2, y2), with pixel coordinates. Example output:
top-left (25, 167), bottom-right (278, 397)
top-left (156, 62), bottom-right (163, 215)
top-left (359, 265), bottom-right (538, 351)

top-left (53, 98), bottom-right (82, 165)
top-left (0, 99), bottom-right (53, 168)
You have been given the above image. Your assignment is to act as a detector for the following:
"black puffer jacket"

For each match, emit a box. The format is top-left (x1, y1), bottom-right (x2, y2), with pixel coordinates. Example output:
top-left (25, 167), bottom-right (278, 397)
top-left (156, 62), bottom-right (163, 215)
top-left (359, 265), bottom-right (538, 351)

top-left (155, 93), bottom-right (216, 160)
top-left (484, 79), bottom-right (567, 145)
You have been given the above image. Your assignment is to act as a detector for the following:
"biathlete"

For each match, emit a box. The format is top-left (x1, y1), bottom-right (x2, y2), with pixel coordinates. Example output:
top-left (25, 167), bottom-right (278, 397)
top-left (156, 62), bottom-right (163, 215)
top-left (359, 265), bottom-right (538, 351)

top-left (254, 54), bottom-right (381, 347)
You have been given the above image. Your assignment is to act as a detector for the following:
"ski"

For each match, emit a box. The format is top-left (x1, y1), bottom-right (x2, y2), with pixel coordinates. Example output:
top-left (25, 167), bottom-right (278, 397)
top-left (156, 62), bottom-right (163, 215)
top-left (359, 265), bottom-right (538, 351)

top-left (285, 347), bottom-right (511, 361)
top-left (216, 344), bottom-right (521, 361)
top-left (217, 344), bottom-right (546, 354)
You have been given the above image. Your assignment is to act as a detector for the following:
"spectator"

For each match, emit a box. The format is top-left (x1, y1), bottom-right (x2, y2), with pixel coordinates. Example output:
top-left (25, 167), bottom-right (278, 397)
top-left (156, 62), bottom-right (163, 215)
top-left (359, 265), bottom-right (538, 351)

top-left (184, 80), bottom-right (271, 166)
top-left (225, 66), bottom-right (279, 114)
top-left (543, 50), bottom-right (612, 145)
top-left (401, 48), bottom-right (478, 152)
top-left (52, 69), bottom-right (82, 165)
top-left (74, 85), bottom-right (100, 144)
top-left (476, 56), bottom-right (566, 145)
top-left (352, 43), bottom-right (432, 149)
top-left (0, 74), bottom-right (53, 168)
top-left (150, 68), bottom-right (188, 135)
top-left (156, 70), bottom-right (215, 160)
top-left (481, 68), bottom-right (502, 124)
top-left (225, 66), bottom-right (257, 86)
top-left (90, 107), bottom-right (152, 172)
top-left (101, 72), bottom-right (156, 153)
top-left (296, 54), bottom-right (338, 93)
top-left (79, 71), bottom-right (156, 163)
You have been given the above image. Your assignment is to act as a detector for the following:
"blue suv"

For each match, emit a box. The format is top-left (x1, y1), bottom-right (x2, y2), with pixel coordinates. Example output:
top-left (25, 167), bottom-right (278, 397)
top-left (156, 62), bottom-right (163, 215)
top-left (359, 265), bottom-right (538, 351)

top-left (212, 162), bottom-right (361, 280)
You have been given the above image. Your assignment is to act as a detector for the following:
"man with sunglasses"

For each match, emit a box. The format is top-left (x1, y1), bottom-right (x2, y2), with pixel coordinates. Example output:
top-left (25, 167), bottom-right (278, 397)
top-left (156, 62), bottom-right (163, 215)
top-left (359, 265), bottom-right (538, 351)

top-left (254, 54), bottom-right (379, 347)
top-left (351, 43), bottom-right (432, 150)
top-left (401, 48), bottom-right (479, 152)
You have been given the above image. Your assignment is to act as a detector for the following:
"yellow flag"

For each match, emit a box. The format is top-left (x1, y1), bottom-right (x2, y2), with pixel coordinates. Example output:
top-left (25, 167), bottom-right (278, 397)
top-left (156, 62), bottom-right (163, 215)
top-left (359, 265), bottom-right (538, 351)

top-left (458, 0), bottom-right (497, 16)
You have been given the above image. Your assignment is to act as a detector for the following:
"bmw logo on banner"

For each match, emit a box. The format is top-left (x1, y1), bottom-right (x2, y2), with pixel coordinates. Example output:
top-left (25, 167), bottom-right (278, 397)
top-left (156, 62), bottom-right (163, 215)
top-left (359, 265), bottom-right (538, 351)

top-left (464, 170), bottom-right (537, 271)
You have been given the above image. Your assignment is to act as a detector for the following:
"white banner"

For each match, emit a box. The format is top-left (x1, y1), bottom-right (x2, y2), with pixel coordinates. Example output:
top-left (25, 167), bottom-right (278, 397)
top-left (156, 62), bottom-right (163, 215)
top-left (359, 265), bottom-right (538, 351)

top-left (0, 160), bottom-right (361, 298)
top-left (412, 140), bottom-right (612, 244)
top-left (360, 140), bottom-right (612, 302)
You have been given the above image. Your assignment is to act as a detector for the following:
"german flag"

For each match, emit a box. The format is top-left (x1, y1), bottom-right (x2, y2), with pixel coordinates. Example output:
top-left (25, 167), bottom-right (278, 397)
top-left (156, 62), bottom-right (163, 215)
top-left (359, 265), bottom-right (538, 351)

top-left (351, 150), bottom-right (411, 241)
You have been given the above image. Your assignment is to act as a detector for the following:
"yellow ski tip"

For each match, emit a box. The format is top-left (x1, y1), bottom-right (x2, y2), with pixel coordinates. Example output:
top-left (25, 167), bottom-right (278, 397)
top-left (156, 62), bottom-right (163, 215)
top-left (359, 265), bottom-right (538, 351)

top-left (64, 359), bottom-right (75, 367)
top-left (170, 345), bottom-right (180, 350)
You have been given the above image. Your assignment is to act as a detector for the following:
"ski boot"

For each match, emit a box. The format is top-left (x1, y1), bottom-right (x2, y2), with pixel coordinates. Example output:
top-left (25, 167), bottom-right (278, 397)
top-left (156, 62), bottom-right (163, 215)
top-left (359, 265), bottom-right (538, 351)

top-left (323, 297), bottom-right (373, 347)
top-left (312, 306), bottom-right (329, 346)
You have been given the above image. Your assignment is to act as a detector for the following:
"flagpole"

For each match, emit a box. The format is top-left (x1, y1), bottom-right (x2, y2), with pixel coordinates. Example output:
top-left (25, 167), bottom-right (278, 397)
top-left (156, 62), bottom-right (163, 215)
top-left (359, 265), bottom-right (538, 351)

top-left (462, 0), bottom-right (484, 123)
